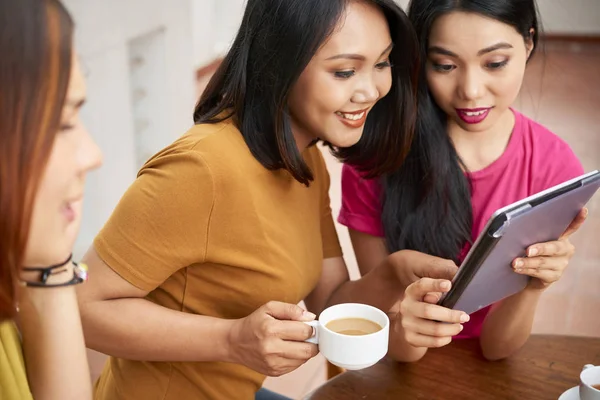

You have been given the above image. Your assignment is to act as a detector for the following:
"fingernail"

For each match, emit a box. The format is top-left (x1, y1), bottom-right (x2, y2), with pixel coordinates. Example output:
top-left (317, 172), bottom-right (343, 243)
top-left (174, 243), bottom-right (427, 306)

top-left (440, 281), bottom-right (451, 290)
top-left (515, 268), bottom-right (522, 273)
top-left (583, 208), bottom-right (589, 218)
top-left (459, 325), bottom-right (464, 331)
top-left (303, 311), bottom-right (316, 320)
top-left (460, 314), bottom-right (470, 323)
top-left (528, 248), bottom-right (538, 257)
top-left (515, 260), bottom-right (524, 268)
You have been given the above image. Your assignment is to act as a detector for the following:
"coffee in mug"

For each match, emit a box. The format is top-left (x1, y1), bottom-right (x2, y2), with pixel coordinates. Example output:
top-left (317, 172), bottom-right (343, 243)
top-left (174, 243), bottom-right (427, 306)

top-left (593, 385), bottom-right (600, 390)
top-left (325, 317), bottom-right (382, 336)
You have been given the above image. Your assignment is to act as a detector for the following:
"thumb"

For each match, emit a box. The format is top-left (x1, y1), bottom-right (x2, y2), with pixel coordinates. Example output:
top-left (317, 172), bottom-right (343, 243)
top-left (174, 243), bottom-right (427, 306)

top-left (263, 301), bottom-right (316, 322)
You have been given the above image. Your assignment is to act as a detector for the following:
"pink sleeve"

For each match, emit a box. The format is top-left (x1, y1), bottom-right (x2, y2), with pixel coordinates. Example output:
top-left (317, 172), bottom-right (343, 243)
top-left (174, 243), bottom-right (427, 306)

top-left (337, 164), bottom-right (385, 237)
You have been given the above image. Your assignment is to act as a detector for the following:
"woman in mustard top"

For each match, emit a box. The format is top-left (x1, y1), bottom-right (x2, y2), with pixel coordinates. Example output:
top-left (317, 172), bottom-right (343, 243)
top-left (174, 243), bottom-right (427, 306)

top-left (0, 0), bottom-right (103, 399)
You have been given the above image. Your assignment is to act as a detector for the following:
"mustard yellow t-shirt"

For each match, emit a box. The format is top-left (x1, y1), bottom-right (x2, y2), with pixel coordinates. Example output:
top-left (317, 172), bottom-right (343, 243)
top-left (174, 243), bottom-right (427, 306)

top-left (93, 117), bottom-right (342, 400)
top-left (0, 321), bottom-right (33, 400)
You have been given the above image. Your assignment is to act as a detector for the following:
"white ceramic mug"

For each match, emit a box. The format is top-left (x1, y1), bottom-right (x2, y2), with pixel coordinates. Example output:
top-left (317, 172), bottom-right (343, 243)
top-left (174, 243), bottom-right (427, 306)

top-left (580, 364), bottom-right (600, 400)
top-left (304, 303), bottom-right (389, 370)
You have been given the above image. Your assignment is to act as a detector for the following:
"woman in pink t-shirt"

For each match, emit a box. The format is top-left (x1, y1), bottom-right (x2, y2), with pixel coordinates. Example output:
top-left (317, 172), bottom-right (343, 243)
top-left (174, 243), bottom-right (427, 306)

top-left (339, 0), bottom-right (588, 362)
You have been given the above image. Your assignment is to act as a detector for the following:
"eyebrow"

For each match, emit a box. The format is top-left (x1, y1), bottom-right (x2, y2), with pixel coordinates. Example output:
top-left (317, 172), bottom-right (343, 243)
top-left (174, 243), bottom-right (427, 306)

top-left (325, 42), bottom-right (394, 61)
top-left (428, 42), bottom-right (514, 57)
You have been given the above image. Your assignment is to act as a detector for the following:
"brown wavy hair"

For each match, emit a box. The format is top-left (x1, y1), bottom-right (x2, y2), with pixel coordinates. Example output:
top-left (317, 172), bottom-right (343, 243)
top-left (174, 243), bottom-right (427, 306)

top-left (0, 0), bottom-right (74, 320)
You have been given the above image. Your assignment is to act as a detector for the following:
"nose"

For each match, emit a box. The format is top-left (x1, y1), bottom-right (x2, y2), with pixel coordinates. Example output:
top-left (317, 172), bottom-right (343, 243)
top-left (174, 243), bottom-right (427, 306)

top-left (352, 75), bottom-right (379, 104)
top-left (78, 127), bottom-right (103, 177)
top-left (457, 67), bottom-right (484, 101)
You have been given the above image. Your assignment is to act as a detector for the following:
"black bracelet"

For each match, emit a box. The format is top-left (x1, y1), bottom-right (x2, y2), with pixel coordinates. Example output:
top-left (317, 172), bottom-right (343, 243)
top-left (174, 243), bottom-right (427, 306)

top-left (22, 254), bottom-right (73, 283)
top-left (21, 255), bottom-right (89, 288)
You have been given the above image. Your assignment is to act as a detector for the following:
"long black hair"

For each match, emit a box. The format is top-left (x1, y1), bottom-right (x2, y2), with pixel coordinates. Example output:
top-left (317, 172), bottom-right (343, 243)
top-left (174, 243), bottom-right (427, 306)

top-left (382, 0), bottom-right (541, 261)
top-left (194, 0), bottom-right (419, 186)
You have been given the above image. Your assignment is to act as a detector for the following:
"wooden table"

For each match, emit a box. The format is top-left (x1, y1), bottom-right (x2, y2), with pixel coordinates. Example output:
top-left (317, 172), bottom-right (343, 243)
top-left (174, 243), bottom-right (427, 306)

top-left (305, 335), bottom-right (600, 400)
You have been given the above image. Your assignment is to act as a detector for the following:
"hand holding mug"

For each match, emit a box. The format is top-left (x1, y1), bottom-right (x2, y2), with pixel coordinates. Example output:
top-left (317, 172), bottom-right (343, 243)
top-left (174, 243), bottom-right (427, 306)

top-left (228, 301), bottom-right (318, 377)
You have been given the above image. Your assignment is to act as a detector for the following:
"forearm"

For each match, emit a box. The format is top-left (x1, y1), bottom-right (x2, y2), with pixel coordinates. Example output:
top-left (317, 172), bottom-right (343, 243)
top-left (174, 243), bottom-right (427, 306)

top-left (81, 298), bottom-right (235, 362)
top-left (19, 286), bottom-right (92, 400)
top-left (480, 287), bottom-right (543, 360)
top-left (325, 261), bottom-right (401, 312)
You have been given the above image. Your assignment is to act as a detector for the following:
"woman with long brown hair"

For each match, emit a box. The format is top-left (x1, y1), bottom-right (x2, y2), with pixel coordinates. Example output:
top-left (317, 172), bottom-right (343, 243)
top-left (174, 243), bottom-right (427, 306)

top-left (0, 0), bottom-right (102, 398)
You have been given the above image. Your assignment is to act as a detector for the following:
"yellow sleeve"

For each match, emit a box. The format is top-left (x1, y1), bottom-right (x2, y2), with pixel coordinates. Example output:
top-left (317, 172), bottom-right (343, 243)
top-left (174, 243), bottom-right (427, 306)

top-left (94, 146), bottom-right (214, 291)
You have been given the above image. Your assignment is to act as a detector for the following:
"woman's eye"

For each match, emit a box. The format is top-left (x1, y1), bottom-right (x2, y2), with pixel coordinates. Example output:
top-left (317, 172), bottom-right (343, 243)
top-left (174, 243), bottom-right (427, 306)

top-left (376, 60), bottom-right (392, 69)
top-left (60, 123), bottom-right (75, 132)
top-left (487, 60), bottom-right (509, 70)
top-left (432, 63), bottom-right (455, 72)
top-left (334, 70), bottom-right (356, 79)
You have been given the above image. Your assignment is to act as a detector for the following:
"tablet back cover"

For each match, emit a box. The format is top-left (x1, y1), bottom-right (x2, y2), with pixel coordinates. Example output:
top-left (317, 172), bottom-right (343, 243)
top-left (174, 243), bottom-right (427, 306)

top-left (448, 173), bottom-right (600, 315)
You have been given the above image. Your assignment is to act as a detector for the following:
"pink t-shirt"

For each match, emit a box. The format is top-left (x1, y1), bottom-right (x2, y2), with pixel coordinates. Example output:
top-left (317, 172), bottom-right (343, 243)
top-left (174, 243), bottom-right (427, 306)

top-left (339, 110), bottom-right (584, 338)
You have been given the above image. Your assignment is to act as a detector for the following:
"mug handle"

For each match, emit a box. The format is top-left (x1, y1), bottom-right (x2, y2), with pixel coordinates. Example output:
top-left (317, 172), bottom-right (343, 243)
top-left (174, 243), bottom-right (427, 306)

top-left (303, 320), bottom-right (320, 344)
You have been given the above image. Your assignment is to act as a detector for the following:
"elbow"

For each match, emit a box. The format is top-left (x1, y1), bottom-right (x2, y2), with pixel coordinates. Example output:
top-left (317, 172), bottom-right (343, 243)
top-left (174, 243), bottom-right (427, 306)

top-left (481, 349), bottom-right (509, 361)
top-left (479, 339), bottom-right (522, 361)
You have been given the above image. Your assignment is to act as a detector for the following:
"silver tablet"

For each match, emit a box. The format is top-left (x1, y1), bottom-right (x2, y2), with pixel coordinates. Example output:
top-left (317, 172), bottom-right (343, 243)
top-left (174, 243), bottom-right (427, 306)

top-left (438, 170), bottom-right (600, 315)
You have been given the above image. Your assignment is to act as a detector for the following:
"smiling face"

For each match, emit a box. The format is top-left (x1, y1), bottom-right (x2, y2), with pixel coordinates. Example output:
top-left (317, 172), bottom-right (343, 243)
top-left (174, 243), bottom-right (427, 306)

top-left (23, 54), bottom-right (103, 267)
top-left (287, 0), bottom-right (394, 149)
top-left (425, 11), bottom-right (534, 134)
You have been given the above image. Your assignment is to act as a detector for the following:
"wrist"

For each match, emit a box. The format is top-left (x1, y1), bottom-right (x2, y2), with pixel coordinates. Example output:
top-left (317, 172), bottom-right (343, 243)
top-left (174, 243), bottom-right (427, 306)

top-left (523, 283), bottom-right (547, 295)
top-left (20, 261), bottom-right (74, 285)
top-left (223, 318), bottom-right (241, 364)
top-left (385, 251), bottom-right (408, 290)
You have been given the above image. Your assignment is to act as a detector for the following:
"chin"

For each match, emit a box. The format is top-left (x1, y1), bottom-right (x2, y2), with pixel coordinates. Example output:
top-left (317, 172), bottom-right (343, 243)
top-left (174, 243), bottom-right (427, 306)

top-left (326, 131), bottom-right (364, 148)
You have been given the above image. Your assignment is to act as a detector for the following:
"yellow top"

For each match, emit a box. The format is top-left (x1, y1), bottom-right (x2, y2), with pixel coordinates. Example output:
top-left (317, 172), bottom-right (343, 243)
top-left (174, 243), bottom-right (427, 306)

top-left (0, 321), bottom-right (33, 400)
top-left (93, 116), bottom-right (342, 400)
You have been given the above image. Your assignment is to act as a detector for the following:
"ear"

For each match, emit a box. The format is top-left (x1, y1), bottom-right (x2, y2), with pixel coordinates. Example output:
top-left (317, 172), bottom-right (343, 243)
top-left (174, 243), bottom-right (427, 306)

top-left (525, 28), bottom-right (535, 60)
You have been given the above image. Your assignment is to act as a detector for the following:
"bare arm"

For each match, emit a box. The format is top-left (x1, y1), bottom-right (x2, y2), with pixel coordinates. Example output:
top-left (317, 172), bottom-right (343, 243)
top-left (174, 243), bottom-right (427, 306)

top-left (479, 287), bottom-right (542, 360)
top-left (346, 229), bottom-right (427, 362)
top-left (18, 263), bottom-right (92, 400)
top-left (77, 246), bottom-right (234, 363)
top-left (77, 247), bottom-right (319, 377)
top-left (303, 254), bottom-right (401, 316)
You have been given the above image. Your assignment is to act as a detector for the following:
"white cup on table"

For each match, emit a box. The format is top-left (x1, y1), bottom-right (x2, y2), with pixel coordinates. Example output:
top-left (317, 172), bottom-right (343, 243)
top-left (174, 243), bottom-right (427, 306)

top-left (304, 303), bottom-right (389, 370)
top-left (581, 364), bottom-right (600, 400)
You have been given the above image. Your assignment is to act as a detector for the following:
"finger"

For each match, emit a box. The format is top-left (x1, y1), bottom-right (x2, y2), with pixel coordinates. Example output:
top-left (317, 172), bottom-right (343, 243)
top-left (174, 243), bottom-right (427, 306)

top-left (514, 268), bottom-right (561, 283)
top-left (525, 240), bottom-right (571, 258)
top-left (274, 320), bottom-right (316, 342)
top-left (411, 301), bottom-right (470, 324)
top-left (561, 208), bottom-right (588, 239)
top-left (404, 330), bottom-right (453, 349)
top-left (403, 316), bottom-right (463, 337)
top-left (263, 301), bottom-right (316, 322)
top-left (278, 341), bottom-right (319, 361)
top-left (406, 278), bottom-right (452, 299)
top-left (423, 292), bottom-right (443, 304)
top-left (513, 256), bottom-right (567, 271)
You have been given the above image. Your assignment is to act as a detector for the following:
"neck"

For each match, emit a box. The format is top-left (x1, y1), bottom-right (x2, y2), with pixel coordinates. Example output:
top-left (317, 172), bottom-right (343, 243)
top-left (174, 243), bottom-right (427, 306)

top-left (449, 108), bottom-right (515, 172)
